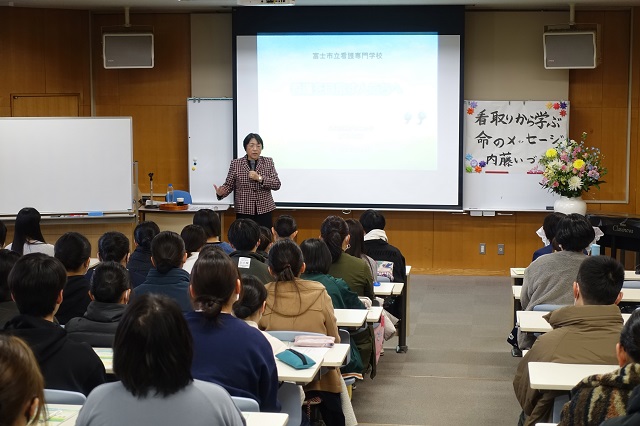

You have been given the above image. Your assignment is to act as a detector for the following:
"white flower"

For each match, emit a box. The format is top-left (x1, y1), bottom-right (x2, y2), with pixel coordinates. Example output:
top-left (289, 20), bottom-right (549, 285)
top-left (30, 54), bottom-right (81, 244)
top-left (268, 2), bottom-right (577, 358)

top-left (568, 176), bottom-right (583, 191)
top-left (549, 159), bottom-right (564, 170)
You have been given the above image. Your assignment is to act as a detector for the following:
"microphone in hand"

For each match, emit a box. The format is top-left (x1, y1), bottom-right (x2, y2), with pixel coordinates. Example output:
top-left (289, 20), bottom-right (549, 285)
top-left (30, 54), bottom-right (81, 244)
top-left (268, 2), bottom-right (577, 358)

top-left (249, 160), bottom-right (256, 171)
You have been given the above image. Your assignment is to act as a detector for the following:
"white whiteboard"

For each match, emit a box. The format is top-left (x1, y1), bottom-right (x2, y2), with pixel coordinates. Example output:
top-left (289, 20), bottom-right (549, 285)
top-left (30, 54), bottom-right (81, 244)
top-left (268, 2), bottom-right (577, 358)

top-left (462, 100), bottom-right (568, 211)
top-left (0, 117), bottom-right (133, 215)
top-left (187, 98), bottom-right (234, 206)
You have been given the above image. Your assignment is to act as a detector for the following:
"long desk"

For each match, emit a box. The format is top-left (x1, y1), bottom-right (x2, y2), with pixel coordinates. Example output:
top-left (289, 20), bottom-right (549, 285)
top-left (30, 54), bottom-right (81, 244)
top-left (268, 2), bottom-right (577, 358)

top-left (374, 282), bottom-right (405, 296)
top-left (334, 307), bottom-right (383, 329)
top-left (44, 404), bottom-right (289, 426)
top-left (517, 310), bottom-right (631, 333)
top-left (528, 362), bottom-right (618, 391)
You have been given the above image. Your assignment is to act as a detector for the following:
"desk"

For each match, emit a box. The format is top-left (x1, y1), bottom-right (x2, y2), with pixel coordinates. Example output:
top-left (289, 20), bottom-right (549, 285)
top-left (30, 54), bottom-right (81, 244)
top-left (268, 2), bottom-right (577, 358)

top-left (517, 311), bottom-right (631, 333)
top-left (367, 306), bottom-right (384, 323)
top-left (139, 205), bottom-right (229, 234)
top-left (287, 343), bottom-right (350, 368)
top-left (528, 362), bottom-right (618, 391)
top-left (511, 267), bottom-right (525, 286)
top-left (374, 282), bottom-right (405, 296)
top-left (334, 309), bottom-right (367, 328)
top-left (625, 270), bottom-right (640, 281)
top-left (43, 404), bottom-right (289, 426)
top-left (93, 347), bottom-right (113, 374)
top-left (275, 355), bottom-right (322, 384)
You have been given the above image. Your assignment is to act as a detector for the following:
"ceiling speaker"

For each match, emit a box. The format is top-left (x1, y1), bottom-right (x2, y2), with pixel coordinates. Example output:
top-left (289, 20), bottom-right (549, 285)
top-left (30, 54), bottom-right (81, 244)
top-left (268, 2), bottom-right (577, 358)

top-left (103, 33), bottom-right (154, 69)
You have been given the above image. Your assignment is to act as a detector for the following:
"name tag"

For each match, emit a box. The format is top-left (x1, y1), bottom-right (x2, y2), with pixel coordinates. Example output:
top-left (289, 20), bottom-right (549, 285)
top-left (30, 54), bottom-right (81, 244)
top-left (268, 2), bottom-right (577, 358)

top-left (238, 257), bottom-right (251, 269)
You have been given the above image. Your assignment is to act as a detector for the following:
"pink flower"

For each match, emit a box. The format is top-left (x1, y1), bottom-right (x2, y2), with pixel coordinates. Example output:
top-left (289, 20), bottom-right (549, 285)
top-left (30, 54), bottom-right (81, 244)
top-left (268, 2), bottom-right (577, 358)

top-left (552, 181), bottom-right (559, 187)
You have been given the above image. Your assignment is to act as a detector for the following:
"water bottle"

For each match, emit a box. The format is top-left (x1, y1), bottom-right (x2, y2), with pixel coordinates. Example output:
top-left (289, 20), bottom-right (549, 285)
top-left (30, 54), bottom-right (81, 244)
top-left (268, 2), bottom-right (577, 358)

top-left (167, 183), bottom-right (174, 203)
top-left (590, 243), bottom-right (600, 256)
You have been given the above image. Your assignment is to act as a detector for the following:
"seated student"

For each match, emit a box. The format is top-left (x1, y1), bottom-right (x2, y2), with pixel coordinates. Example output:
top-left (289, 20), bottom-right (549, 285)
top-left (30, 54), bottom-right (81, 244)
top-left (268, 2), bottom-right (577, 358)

top-left (345, 219), bottom-right (378, 285)
top-left (0, 334), bottom-right (46, 426)
top-left (126, 220), bottom-right (160, 278)
top-left (76, 294), bottom-right (245, 426)
top-left (0, 249), bottom-right (20, 328)
top-left (66, 261), bottom-right (131, 347)
top-left (558, 309), bottom-right (640, 426)
top-left (359, 209), bottom-right (407, 285)
top-left (54, 232), bottom-right (92, 325)
top-left (227, 218), bottom-right (272, 284)
top-left (0, 219), bottom-right (6, 247)
top-left (193, 208), bottom-right (233, 254)
top-left (321, 216), bottom-right (374, 300)
top-left (514, 255), bottom-right (626, 426)
top-left (6, 207), bottom-right (54, 256)
top-left (181, 224), bottom-right (206, 274)
top-left (132, 231), bottom-right (191, 313)
top-left (518, 213), bottom-right (595, 350)
top-left (532, 212), bottom-right (566, 262)
top-left (601, 386), bottom-right (640, 426)
top-left (88, 231), bottom-right (145, 288)
top-left (3, 253), bottom-right (105, 395)
top-left (259, 239), bottom-right (345, 426)
top-left (257, 225), bottom-right (273, 260)
top-left (186, 249), bottom-right (280, 412)
top-left (272, 214), bottom-right (298, 240)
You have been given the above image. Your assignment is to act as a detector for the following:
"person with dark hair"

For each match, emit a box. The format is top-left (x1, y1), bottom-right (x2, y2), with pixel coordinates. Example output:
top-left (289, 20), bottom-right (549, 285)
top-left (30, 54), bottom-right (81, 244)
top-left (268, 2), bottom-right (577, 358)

top-left (0, 219), bottom-right (6, 247)
top-left (126, 220), bottom-right (160, 278)
top-left (257, 225), bottom-right (273, 259)
top-left (66, 261), bottom-right (131, 347)
top-left (132, 231), bottom-right (191, 312)
top-left (272, 214), bottom-right (298, 241)
top-left (0, 249), bottom-right (20, 327)
top-left (532, 212), bottom-right (566, 261)
top-left (514, 255), bottom-right (625, 426)
top-left (6, 207), bottom-right (54, 256)
top-left (76, 294), bottom-right (245, 426)
top-left (181, 224), bottom-right (207, 274)
top-left (345, 219), bottom-right (378, 283)
top-left (227, 218), bottom-right (272, 284)
top-left (54, 232), bottom-right (92, 325)
top-left (259, 239), bottom-right (345, 425)
top-left (320, 216), bottom-right (374, 300)
top-left (0, 334), bottom-right (46, 426)
top-left (518, 213), bottom-right (596, 350)
top-left (214, 133), bottom-right (281, 228)
top-left (89, 231), bottom-right (145, 288)
top-left (193, 209), bottom-right (233, 254)
top-left (359, 209), bottom-right (407, 285)
top-left (3, 253), bottom-right (105, 395)
top-left (558, 309), bottom-right (640, 425)
top-left (186, 249), bottom-right (280, 413)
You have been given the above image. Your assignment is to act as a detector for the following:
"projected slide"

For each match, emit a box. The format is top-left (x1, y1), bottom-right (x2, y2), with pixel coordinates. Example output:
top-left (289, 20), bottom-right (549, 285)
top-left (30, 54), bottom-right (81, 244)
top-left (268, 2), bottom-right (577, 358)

top-left (256, 34), bottom-right (438, 171)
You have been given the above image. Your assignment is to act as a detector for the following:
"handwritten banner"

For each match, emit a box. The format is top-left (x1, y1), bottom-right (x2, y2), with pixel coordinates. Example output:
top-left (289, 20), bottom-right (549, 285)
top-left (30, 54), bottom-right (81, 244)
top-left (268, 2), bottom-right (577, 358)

top-left (463, 100), bottom-right (569, 174)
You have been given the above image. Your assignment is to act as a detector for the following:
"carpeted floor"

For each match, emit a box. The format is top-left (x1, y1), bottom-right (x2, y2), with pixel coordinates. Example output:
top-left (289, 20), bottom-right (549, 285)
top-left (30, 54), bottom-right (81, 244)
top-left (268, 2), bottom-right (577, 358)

top-left (350, 275), bottom-right (523, 426)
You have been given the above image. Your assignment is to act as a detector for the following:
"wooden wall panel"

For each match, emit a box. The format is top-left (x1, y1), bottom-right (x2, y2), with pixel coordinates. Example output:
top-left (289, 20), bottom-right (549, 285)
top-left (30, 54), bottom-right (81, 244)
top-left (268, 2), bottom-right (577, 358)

top-left (514, 212), bottom-right (548, 266)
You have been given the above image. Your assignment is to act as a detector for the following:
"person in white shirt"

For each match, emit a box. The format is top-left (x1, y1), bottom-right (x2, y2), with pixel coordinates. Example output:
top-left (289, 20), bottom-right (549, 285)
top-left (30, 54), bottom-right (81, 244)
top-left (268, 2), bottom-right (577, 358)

top-left (5, 207), bottom-right (54, 256)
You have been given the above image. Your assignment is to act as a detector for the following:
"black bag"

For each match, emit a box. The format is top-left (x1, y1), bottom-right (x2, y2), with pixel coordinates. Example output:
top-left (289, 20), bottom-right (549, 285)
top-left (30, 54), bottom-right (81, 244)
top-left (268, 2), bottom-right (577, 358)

top-left (507, 326), bottom-right (518, 348)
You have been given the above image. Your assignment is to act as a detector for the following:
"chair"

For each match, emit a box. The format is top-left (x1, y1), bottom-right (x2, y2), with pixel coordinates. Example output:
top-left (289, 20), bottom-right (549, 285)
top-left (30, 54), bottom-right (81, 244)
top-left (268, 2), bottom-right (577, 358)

top-left (44, 389), bottom-right (87, 404)
top-left (165, 189), bottom-right (192, 204)
top-left (376, 275), bottom-right (391, 283)
top-left (532, 304), bottom-right (566, 312)
top-left (623, 281), bottom-right (640, 289)
top-left (552, 394), bottom-right (570, 422)
top-left (277, 382), bottom-right (302, 426)
top-left (338, 329), bottom-right (356, 387)
top-left (231, 396), bottom-right (260, 412)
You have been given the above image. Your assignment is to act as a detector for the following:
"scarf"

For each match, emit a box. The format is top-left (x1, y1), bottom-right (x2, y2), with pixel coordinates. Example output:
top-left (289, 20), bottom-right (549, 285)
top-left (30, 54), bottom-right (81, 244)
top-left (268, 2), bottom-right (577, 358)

top-left (364, 229), bottom-right (388, 242)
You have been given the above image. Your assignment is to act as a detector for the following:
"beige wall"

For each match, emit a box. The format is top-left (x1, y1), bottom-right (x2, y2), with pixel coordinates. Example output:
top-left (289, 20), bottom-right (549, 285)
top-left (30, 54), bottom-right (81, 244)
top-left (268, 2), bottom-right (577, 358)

top-left (191, 13), bottom-right (233, 98)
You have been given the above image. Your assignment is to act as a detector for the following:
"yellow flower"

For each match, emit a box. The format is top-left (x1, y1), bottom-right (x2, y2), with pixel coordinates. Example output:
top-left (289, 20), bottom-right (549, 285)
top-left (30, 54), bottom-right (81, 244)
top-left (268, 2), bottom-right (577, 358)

top-left (573, 159), bottom-right (585, 169)
top-left (545, 148), bottom-right (557, 158)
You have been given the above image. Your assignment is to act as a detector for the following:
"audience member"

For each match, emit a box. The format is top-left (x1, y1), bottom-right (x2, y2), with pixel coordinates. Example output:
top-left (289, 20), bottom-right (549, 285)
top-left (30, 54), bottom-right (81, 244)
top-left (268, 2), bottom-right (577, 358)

top-left (345, 219), bottom-right (378, 283)
top-left (0, 249), bottom-right (20, 327)
top-left (601, 386), bottom-right (640, 426)
top-left (76, 294), bottom-right (245, 426)
top-left (518, 213), bottom-right (595, 350)
top-left (193, 208), bottom-right (233, 254)
top-left (257, 225), bottom-right (273, 259)
top-left (133, 231), bottom-right (191, 312)
top-left (54, 232), bottom-right (92, 325)
top-left (66, 261), bottom-right (131, 347)
top-left (0, 219), bottom-right (6, 247)
top-left (181, 224), bottom-right (207, 274)
top-left (558, 309), bottom-right (640, 426)
top-left (514, 255), bottom-right (625, 426)
top-left (3, 253), bottom-right (105, 395)
top-left (126, 221), bottom-right (160, 278)
top-left (320, 216), bottom-right (374, 300)
top-left (90, 231), bottom-right (145, 288)
top-left (272, 214), bottom-right (298, 240)
top-left (6, 207), bottom-right (54, 256)
top-left (0, 334), bottom-right (45, 426)
top-left (187, 249), bottom-right (280, 412)
top-left (227, 218), bottom-right (272, 284)
top-left (259, 239), bottom-right (345, 425)
top-left (359, 209), bottom-right (407, 285)
top-left (532, 212), bottom-right (566, 261)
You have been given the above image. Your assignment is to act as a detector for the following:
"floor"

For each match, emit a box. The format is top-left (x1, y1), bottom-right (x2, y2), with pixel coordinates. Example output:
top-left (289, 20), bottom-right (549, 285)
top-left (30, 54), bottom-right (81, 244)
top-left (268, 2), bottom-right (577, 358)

top-left (350, 275), bottom-right (523, 426)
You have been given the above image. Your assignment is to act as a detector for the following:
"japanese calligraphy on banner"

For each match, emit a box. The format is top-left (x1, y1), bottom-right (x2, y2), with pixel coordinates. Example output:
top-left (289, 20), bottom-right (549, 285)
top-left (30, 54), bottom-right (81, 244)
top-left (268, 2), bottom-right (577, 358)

top-left (463, 100), bottom-right (569, 173)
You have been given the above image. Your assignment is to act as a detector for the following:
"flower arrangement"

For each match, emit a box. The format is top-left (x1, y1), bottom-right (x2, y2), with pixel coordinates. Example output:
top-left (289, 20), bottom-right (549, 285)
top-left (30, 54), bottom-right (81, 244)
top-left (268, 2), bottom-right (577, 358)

top-left (539, 132), bottom-right (607, 198)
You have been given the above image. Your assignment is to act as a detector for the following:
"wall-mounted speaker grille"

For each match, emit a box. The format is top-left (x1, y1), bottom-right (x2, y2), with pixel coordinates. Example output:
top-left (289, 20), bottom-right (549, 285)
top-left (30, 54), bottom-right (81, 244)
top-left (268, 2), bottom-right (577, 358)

top-left (103, 33), bottom-right (154, 69)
